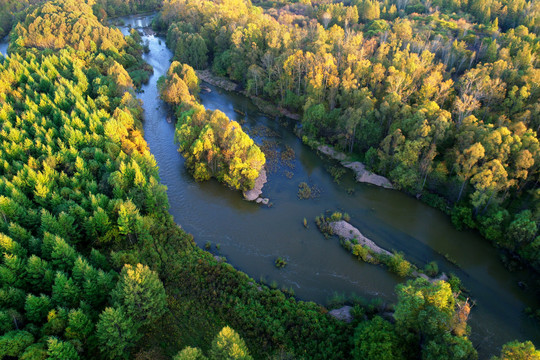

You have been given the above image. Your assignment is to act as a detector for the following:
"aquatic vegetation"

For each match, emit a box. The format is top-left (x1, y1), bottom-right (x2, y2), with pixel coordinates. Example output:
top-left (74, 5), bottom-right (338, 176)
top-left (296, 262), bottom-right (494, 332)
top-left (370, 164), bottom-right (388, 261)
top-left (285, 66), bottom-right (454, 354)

top-left (298, 182), bottom-right (312, 199)
top-left (281, 145), bottom-right (296, 169)
top-left (260, 139), bottom-right (280, 173)
top-left (298, 182), bottom-right (321, 199)
top-left (275, 257), bottom-right (288, 268)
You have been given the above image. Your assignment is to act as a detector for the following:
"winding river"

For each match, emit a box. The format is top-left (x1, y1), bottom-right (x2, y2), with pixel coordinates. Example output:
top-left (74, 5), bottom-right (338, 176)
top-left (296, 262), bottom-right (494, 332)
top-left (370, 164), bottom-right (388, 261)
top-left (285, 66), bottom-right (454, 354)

top-left (118, 14), bottom-right (539, 359)
top-left (1, 14), bottom-right (536, 359)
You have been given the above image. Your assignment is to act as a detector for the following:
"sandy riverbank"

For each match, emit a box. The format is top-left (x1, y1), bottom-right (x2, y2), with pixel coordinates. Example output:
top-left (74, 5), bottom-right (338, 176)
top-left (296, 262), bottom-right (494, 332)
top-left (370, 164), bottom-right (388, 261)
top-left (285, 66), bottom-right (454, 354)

top-left (318, 145), bottom-right (393, 189)
top-left (243, 169), bottom-right (269, 204)
top-left (330, 220), bottom-right (391, 257)
top-left (330, 220), bottom-right (447, 283)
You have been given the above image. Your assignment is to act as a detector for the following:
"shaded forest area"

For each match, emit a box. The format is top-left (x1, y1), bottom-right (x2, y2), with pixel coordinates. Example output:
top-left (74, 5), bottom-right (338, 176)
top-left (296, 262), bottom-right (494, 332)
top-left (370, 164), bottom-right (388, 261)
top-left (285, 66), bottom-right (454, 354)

top-left (0, 0), bottom-right (537, 359)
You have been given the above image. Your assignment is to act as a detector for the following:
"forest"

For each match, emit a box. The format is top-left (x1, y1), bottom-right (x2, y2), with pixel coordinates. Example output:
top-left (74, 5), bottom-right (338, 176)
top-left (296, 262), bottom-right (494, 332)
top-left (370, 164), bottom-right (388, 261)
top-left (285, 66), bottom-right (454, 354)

top-left (155, 0), bottom-right (540, 275)
top-left (0, 0), bottom-right (537, 359)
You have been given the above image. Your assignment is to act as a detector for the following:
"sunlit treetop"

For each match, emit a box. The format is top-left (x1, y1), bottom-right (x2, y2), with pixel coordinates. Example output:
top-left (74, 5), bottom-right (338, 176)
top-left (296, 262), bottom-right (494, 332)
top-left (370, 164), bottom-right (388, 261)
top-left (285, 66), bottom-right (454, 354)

top-left (11, 0), bottom-right (126, 54)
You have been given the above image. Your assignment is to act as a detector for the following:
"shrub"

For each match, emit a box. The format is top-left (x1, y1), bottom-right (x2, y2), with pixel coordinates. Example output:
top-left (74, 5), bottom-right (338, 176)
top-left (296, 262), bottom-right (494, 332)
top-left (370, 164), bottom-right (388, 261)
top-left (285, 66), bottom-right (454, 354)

top-left (447, 273), bottom-right (463, 293)
top-left (451, 206), bottom-right (475, 230)
top-left (352, 245), bottom-right (369, 262)
top-left (424, 261), bottom-right (439, 277)
top-left (315, 215), bottom-right (334, 238)
top-left (388, 253), bottom-right (411, 277)
top-left (330, 212), bottom-right (343, 221)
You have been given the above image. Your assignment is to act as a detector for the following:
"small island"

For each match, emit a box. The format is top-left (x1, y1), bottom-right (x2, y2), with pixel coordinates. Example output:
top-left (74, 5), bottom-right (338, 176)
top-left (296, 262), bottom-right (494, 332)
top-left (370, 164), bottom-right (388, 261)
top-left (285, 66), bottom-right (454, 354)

top-left (159, 61), bottom-right (266, 192)
top-left (316, 212), bottom-right (450, 283)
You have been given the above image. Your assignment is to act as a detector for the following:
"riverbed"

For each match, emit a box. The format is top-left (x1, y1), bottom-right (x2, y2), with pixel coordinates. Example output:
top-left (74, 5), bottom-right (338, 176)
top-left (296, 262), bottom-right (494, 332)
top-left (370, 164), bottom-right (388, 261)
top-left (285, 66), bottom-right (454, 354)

top-left (115, 14), bottom-right (538, 358)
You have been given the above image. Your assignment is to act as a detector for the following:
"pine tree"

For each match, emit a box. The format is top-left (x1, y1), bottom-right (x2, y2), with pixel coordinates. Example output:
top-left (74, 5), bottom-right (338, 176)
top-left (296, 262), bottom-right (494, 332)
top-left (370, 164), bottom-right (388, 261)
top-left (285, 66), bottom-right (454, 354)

top-left (65, 308), bottom-right (93, 343)
top-left (174, 347), bottom-right (208, 360)
top-left (25, 294), bottom-right (52, 323)
top-left (111, 263), bottom-right (167, 326)
top-left (96, 307), bottom-right (140, 360)
top-left (209, 326), bottom-right (253, 360)
top-left (46, 337), bottom-right (80, 360)
top-left (0, 331), bottom-right (34, 358)
top-left (51, 272), bottom-right (81, 309)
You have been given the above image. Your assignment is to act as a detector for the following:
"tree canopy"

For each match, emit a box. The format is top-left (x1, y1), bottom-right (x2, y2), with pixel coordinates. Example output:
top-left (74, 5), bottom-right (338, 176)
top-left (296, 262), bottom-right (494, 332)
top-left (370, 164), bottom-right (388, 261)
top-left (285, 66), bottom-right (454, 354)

top-left (159, 62), bottom-right (266, 191)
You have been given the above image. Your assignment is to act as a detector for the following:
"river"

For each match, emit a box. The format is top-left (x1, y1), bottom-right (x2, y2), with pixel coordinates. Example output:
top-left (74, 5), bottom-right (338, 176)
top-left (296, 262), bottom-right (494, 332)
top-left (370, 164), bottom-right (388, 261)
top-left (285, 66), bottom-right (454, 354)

top-left (2, 14), bottom-right (534, 359)
top-left (0, 37), bottom-right (8, 55)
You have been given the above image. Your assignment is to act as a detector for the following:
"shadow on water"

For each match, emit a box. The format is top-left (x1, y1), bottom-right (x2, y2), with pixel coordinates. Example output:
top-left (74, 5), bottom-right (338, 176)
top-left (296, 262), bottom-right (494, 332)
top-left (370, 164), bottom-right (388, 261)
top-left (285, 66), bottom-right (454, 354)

top-left (115, 14), bottom-right (540, 358)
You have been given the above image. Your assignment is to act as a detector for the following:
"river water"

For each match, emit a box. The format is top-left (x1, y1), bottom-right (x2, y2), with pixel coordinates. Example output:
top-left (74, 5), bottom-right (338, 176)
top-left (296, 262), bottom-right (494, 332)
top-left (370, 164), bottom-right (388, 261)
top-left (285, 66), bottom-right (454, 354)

top-left (5, 13), bottom-right (528, 358)
top-left (0, 37), bottom-right (8, 55)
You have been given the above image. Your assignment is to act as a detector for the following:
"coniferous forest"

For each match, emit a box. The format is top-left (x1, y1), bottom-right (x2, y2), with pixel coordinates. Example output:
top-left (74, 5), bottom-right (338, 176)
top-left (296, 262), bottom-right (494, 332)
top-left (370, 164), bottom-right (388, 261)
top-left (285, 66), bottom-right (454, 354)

top-left (0, 0), bottom-right (538, 359)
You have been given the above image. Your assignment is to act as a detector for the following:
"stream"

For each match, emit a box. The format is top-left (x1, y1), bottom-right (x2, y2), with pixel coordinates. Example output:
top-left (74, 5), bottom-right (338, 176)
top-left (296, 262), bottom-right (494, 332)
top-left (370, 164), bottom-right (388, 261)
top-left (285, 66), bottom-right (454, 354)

top-left (1, 14), bottom-right (535, 359)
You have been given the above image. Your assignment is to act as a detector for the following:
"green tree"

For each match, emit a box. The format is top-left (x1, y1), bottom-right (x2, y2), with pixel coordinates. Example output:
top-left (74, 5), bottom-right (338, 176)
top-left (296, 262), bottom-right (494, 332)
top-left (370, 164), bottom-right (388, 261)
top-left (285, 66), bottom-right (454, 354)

top-left (25, 294), bottom-right (52, 323)
top-left (492, 340), bottom-right (540, 360)
top-left (507, 210), bottom-right (537, 248)
top-left (25, 255), bottom-right (53, 293)
top-left (424, 333), bottom-right (477, 360)
top-left (111, 263), bottom-right (167, 326)
top-left (20, 343), bottom-right (48, 360)
top-left (82, 269), bottom-right (115, 308)
top-left (352, 316), bottom-right (405, 360)
top-left (51, 272), bottom-right (81, 309)
top-left (46, 337), bottom-right (80, 360)
top-left (96, 307), bottom-right (140, 360)
top-left (0, 330), bottom-right (34, 358)
top-left (394, 278), bottom-right (476, 359)
top-left (50, 237), bottom-right (77, 272)
top-left (395, 279), bottom-right (455, 337)
top-left (65, 309), bottom-right (93, 343)
top-left (42, 308), bottom-right (69, 337)
top-left (174, 33), bottom-right (208, 70)
top-left (174, 346), bottom-right (209, 360)
top-left (209, 326), bottom-right (253, 360)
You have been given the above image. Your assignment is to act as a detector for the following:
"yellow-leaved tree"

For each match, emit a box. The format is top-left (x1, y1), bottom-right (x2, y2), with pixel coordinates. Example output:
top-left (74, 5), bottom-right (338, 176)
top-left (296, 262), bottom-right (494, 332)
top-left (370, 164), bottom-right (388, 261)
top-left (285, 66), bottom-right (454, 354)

top-left (160, 63), bottom-right (265, 191)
